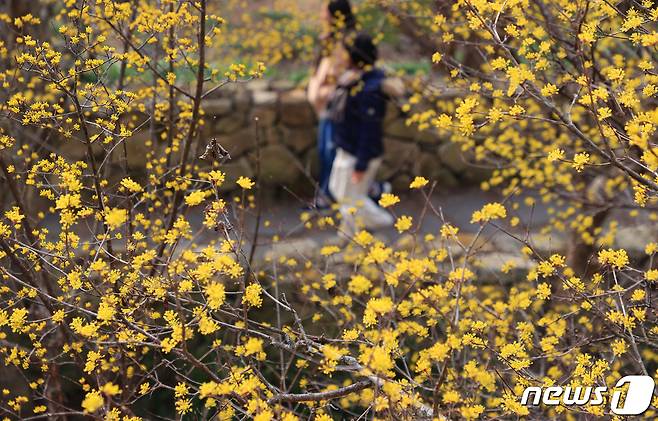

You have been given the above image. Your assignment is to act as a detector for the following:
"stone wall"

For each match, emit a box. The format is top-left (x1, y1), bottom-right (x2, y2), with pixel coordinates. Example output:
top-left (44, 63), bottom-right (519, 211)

top-left (200, 79), bottom-right (486, 193)
top-left (48, 79), bottom-right (485, 195)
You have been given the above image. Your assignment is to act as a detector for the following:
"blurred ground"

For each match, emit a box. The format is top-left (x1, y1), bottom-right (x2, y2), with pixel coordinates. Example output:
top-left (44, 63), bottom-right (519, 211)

top-left (250, 186), bottom-right (549, 240)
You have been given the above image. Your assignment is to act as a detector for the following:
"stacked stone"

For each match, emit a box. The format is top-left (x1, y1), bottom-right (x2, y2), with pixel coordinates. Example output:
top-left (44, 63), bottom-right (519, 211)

top-left (54, 79), bottom-right (488, 194)
top-left (199, 79), bottom-right (488, 192)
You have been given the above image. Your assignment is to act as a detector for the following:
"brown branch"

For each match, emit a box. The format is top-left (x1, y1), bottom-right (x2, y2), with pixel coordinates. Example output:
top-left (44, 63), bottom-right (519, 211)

top-left (0, 154), bottom-right (35, 244)
top-left (152, 0), bottom-right (207, 275)
top-left (267, 379), bottom-right (372, 404)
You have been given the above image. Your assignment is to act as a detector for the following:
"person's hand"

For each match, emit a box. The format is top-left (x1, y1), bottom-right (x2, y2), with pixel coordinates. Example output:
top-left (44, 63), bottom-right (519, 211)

top-left (352, 171), bottom-right (365, 184)
top-left (339, 69), bottom-right (361, 85)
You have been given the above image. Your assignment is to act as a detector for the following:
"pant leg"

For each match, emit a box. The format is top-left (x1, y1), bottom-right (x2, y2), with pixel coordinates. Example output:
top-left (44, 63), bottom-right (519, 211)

top-left (357, 158), bottom-right (394, 229)
top-left (317, 118), bottom-right (336, 198)
top-left (329, 149), bottom-right (393, 234)
top-left (329, 148), bottom-right (354, 202)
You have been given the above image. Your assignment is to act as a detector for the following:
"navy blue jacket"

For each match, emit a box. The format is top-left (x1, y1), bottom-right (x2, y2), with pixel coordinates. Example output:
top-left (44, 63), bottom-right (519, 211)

top-left (332, 69), bottom-right (387, 172)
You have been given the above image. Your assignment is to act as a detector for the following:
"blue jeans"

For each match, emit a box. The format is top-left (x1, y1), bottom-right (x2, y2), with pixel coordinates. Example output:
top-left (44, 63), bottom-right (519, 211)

top-left (318, 118), bottom-right (336, 200)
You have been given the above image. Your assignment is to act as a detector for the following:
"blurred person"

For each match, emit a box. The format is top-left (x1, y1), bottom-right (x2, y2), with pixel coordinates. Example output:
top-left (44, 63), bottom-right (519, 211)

top-left (328, 32), bottom-right (395, 235)
top-left (307, 0), bottom-right (356, 209)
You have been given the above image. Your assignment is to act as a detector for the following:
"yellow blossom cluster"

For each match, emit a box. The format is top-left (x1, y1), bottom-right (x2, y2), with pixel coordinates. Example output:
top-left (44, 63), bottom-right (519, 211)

top-left (0, 0), bottom-right (657, 420)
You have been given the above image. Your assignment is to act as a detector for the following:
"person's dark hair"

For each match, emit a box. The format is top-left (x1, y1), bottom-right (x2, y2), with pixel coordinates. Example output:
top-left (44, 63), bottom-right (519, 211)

top-left (328, 0), bottom-right (356, 31)
top-left (344, 32), bottom-right (378, 68)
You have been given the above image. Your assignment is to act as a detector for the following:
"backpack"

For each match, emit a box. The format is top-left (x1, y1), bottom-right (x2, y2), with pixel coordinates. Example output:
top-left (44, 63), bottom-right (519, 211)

top-left (327, 73), bottom-right (362, 124)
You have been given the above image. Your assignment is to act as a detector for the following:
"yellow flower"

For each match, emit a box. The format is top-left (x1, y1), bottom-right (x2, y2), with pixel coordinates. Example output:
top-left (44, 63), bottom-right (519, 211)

top-left (67, 271), bottom-right (83, 290)
top-left (320, 245), bottom-right (340, 256)
top-left (97, 298), bottom-right (116, 321)
top-left (541, 83), bottom-right (558, 96)
top-left (4, 207), bottom-right (24, 225)
top-left (321, 344), bottom-right (346, 374)
top-left (139, 383), bottom-right (150, 395)
top-left (395, 215), bottom-right (413, 232)
top-left (51, 310), bottom-right (65, 324)
top-left (363, 297), bottom-right (394, 326)
top-left (176, 399), bottom-right (192, 414)
top-left (348, 275), bottom-right (372, 294)
top-left (198, 311), bottom-right (219, 335)
top-left (449, 267), bottom-right (475, 282)
top-left (254, 410), bottom-right (275, 421)
top-left (185, 190), bottom-right (208, 206)
top-left (243, 283), bottom-right (263, 307)
top-left (199, 381), bottom-right (220, 399)
top-left (536, 283), bottom-right (551, 300)
top-left (443, 390), bottom-right (460, 404)
top-left (597, 107), bottom-right (612, 120)
top-left (440, 223), bottom-right (459, 238)
top-left (611, 339), bottom-right (627, 356)
top-left (509, 104), bottom-right (525, 116)
top-left (0, 222), bottom-right (10, 238)
top-left (71, 318), bottom-right (99, 338)
top-left (360, 345), bottom-right (394, 376)
top-left (342, 329), bottom-right (359, 341)
top-left (354, 230), bottom-right (373, 246)
top-left (471, 202), bottom-right (507, 223)
top-left (409, 176), bottom-right (429, 189)
top-left (322, 273), bottom-right (336, 289)
top-left (205, 282), bottom-right (226, 310)
top-left (81, 390), bottom-right (104, 413)
top-left (84, 350), bottom-right (101, 373)
top-left (461, 404), bottom-right (485, 420)
top-left (598, 248), bottom-right (629, 269)
top-left (55, 193), bottom-right (81, 210)
top-left (236, 337), bottom-right (266, 360)
top-left (547, 148), bottom-right (564, 162)
top-left (572, 152), bottom-right (590, 172)
top-left (631, 289), bottom-right (645, 301)
top-left (120, 177), bottom-right (142, 192)
top-left (174, 382), bottom-right (188, 398)
top-left (104, 208), bottom-right (127, 230)
top-left (491, 57), bottom-right (509, 70)
top-left (101, 382), bottom-right (120, 397)
top-left (378, 193), bottom-right (400, 208)
top-left (236, 176), bottom-right (254, 189)
top-left (207, 170), bottom-right (225, 185)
